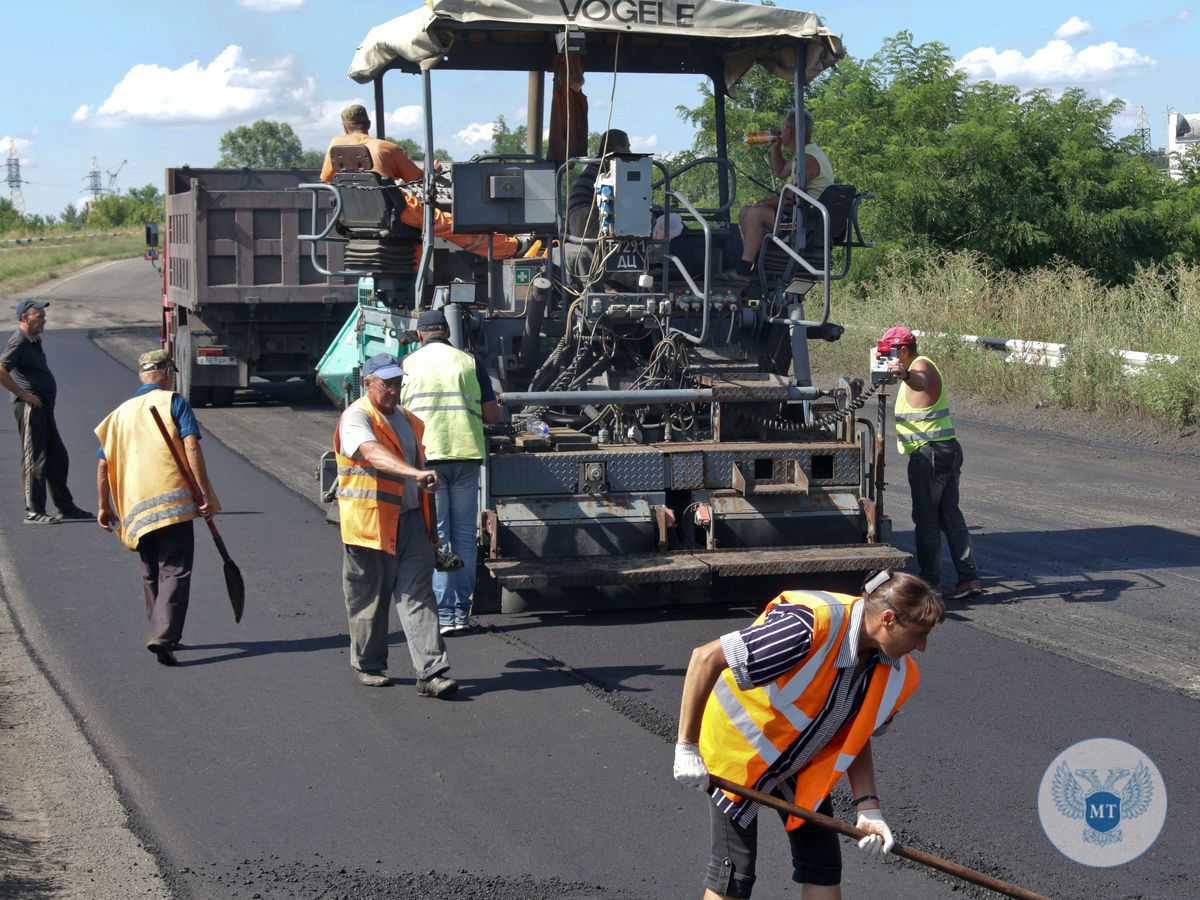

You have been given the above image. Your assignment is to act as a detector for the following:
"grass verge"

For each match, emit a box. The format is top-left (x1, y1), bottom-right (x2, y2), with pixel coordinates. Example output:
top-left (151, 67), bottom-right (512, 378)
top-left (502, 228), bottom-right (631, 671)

top-left (811, 249), bottom-right (1200, 429)
top-left (0, 229), bottom-right (146, 296)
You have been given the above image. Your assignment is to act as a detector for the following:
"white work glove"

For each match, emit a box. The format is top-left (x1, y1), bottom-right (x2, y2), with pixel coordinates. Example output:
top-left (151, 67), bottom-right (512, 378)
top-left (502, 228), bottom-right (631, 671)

top-left (673, 741), bottom-right (710, 791)
top-left (855, 809), bottom-right (895, 855)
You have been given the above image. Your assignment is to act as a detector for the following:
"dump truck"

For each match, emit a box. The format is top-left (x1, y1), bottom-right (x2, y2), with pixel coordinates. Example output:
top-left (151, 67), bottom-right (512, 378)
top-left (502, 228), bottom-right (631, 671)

top-left (155, 168), bottom-right (356, 405)
top-left (306, 0), bottom-right (909, 610)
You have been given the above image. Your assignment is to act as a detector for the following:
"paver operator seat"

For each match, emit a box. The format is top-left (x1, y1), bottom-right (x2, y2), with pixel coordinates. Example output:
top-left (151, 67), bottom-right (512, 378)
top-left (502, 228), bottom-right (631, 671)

top-left (327, 144), bottom-right (420, 274)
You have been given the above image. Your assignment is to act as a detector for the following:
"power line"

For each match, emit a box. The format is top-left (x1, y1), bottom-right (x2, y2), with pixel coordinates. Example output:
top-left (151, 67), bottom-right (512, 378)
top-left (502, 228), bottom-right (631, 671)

top-left (85, 157), bottom-right (102, 199)
top-left (5, 141), bottom-right (27, 216)
top-left (1134, 105), bottom-right (1151, 154)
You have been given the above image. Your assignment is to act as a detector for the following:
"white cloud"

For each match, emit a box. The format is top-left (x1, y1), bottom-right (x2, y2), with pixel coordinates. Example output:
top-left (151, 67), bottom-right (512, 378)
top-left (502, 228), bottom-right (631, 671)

top-left (76, 45), bottom-right (318, 126)
top-left (237, 0), bottom-right (305, 10)
top-left (388, 106), bottom-right (423, 133)
top-left (1, 135), bottom-right (30, 154)
top-left (1171, 9), bottom-right (1193, 24)
top-left (72, 105), bottom-right (90, 122)
top-left (1054, 16), bottom-right (1092, 39)
top-left (956, 39), bottom-right (1155, 86)
top-left (457, 122), bottom-right (496, 146)
top-left (631, 133), bottom-right (659, 151)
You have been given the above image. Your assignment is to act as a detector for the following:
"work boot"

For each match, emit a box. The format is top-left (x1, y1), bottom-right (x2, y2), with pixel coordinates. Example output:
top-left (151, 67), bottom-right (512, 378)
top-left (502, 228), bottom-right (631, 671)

top-left (416, 675), bottom-right (459, 699)
top-left (358, 670), bottom-right (390, 687)
top-left (147, 643), bottom-right (178, 666)
top-left (58, 506), bottom-right (94, 521)
top-left (945, 580), bottom-right (983, 601)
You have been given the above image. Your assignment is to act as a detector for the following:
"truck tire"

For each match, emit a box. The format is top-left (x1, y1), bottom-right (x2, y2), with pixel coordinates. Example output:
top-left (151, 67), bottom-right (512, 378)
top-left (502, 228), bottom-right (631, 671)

top-left (173, 326), bottom-right (211, 406)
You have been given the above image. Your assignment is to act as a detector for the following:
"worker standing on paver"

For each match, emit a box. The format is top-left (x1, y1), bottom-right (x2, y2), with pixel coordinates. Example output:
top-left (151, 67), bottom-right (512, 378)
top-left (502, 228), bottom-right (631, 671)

top-left (334, 352), bottom-right (458, 697)
top-left (882, 326), bottom-right (982, 601)
top-left (399, 309), bottom-right (500, 635)
top-left (673, 572), bottom-right (944, 899)
top-left (94, 350), bottom-right (217, 666)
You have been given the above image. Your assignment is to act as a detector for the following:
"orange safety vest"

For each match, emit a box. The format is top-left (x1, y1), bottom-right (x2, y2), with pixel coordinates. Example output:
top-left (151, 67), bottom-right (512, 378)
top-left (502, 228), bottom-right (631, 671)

top-left (333, 396), bottom-right (433, 553)
top-left (700, 591), bottom-right (921, 829)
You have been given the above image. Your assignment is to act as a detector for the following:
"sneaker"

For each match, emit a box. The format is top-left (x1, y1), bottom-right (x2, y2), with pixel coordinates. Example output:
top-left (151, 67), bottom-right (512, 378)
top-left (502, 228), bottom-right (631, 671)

top-left (946, 580), bottom-right (983, 601)
top-left (147, 643), bottom-right (178, 666)
top-left (23, 512), bottom-right (61, 525)
top-left (439, 624), bottom-right (456, 637)
top-left (454, 619), bottom-right (473, 633)
top-left (58, 507), bottom-right (93, 521)
top-left (416, 674), bottom-right (459, 699)
top-left (358, 670), bottom-right (390, 687)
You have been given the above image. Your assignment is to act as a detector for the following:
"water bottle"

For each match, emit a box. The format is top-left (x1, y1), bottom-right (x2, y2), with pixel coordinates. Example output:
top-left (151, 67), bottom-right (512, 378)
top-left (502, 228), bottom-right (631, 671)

top-left (745, 131), bottom-right (779, 145)
top-left (525, 418), bottom-right (550, 437)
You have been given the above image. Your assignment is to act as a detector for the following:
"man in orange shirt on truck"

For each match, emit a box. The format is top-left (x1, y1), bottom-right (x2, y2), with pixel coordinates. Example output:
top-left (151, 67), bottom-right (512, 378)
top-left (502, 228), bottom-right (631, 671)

top-left (321, 104), bottom-right (519, 260)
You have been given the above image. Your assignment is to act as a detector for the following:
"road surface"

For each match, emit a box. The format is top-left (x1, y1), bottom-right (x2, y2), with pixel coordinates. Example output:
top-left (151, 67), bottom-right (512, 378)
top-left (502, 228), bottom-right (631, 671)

top-left (0, 258), bottom-right (1196, 899)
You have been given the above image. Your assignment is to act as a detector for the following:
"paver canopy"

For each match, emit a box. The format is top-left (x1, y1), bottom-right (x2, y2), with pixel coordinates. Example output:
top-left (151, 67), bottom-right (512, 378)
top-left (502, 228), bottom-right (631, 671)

top-left (348, 0), bottom-right (845, 93)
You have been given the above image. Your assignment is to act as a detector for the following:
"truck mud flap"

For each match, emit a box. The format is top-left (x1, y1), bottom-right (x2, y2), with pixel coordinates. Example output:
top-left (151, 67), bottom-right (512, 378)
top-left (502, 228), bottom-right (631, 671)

top-left (484, 544), bottom-right (910, 590)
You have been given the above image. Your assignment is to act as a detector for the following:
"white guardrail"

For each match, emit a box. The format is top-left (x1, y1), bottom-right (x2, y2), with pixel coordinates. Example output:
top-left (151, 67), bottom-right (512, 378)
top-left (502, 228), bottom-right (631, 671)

top-left (915, 331), bottom-right (1180, 376)
top-left (1, 233), bottom-right (121, 245)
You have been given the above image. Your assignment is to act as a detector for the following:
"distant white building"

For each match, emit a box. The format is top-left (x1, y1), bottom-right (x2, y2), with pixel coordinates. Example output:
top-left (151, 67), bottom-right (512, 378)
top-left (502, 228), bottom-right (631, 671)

top-left (1168, 111), bottom-right (1200, 180)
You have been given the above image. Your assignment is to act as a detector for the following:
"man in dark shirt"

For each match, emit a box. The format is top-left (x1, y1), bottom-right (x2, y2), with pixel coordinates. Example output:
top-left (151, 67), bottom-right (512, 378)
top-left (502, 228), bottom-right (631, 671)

top-left (0, 299), bottom-right (90, 524)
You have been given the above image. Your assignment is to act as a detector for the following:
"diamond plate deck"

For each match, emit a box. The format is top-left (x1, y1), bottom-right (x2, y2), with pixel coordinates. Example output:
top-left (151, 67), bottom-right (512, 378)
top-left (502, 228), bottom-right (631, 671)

top-left (484, 544), bottom-right (910, 588)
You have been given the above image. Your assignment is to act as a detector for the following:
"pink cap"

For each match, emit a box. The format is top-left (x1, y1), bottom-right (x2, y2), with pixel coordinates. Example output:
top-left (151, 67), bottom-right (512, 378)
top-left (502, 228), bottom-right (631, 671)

top-left (878, 326), bottom-right (916, 352)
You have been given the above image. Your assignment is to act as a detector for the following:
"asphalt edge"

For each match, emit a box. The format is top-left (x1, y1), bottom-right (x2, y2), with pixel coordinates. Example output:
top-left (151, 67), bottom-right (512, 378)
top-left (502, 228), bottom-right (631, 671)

top-left (0, 549), bottom-right (180, 899)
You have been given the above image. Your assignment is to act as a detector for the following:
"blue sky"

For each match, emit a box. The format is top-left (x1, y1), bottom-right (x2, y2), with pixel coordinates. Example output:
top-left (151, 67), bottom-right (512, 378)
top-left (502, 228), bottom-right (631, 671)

top-left (2, 0), bottom-right (1195, 217)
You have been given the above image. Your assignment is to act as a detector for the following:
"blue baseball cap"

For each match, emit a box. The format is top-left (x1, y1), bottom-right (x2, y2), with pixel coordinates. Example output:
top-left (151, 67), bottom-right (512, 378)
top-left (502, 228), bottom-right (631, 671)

top-left (362, 353), bottom-right (405, 380)
top-left (16, 299), bottom-right (48, 318)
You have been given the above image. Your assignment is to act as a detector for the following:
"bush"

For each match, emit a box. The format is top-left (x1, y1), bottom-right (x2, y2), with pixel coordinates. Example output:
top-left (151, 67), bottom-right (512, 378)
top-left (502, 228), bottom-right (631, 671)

top-left (1128, 357), bottom-right (1200, 429)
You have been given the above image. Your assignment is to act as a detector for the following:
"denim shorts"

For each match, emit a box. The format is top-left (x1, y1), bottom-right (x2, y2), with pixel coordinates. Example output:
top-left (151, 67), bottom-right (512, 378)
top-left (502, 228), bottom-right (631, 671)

top-left (704, 794), bottom-right (840, 898)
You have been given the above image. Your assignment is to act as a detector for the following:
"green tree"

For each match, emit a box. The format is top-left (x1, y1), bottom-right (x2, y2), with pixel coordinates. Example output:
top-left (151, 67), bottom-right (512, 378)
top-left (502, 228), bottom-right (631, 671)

top-left (59, 202), bottom-right (83, 228)
top-left (676, 29), bottom-right (1199, 283)
top-left (0, 198), bottom-right (23, 234)
top-left (388, 137), bottom-right (451, 163)
top-left (490, 115), bottom-right (529, 156)
top-left (84, 184), bottom-right (163, 228)
top-left (217, 120), bottom-right (306, 167)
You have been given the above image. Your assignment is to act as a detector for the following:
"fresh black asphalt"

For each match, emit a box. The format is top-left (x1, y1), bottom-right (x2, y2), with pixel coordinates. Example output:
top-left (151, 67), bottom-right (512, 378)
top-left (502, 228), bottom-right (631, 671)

top-left (0, 325), bottom-right (1195, 899)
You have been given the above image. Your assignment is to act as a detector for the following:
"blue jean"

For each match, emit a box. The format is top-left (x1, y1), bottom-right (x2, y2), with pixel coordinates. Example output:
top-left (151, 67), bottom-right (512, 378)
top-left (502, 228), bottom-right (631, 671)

top-left (907, 438), bottom-right (978, 588)
top-left (429, 460), bottom-right (481, 625)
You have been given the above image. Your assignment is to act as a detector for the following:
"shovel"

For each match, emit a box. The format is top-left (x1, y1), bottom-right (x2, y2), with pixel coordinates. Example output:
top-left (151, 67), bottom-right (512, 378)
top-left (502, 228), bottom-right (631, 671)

top-left (149, 406), bottom-right (245, 623)
top-left (708, 775), bottom-right (1049, 900)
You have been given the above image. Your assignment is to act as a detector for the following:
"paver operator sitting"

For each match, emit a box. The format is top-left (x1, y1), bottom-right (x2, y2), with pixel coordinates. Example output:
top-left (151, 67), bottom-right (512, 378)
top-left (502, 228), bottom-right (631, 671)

top-left (674, 571), bottom-right (944, 899)
top-left (731, 110), bottom-right (834, 280)
top-left (320, 103), bottom-right (520, 260)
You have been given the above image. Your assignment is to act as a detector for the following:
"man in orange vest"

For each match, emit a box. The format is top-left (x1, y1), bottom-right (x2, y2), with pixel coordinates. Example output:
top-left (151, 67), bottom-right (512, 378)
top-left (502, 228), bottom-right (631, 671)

top-left (334, 352), bottom-right (458, 697)
top-left (674, 572), bottom-right (944, 899)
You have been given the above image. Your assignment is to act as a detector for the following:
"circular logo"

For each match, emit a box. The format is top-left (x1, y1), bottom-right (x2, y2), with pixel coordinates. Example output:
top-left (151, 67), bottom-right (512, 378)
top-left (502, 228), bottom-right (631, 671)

top-left (1038, 738), bottom-right (1167, 867)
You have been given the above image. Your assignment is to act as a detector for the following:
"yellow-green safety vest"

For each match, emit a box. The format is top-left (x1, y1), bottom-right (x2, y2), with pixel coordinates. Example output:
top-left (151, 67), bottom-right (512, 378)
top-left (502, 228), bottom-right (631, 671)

top-left (399, 341), bottom-right (485, 461)
top-left (894, 355), bottom-right (956, 454)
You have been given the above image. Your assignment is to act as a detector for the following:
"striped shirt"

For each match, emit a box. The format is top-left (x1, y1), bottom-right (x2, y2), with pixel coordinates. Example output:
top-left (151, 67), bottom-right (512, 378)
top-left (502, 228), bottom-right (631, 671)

top-left (713, 598), bottom-right (898, 824)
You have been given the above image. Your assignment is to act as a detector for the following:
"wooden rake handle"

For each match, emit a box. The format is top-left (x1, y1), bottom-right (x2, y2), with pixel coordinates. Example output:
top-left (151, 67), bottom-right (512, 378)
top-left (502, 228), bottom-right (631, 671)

top-left (148, 406), bottom-right (225, 552)
top-left (708, 776), bottom-right (1050, 900)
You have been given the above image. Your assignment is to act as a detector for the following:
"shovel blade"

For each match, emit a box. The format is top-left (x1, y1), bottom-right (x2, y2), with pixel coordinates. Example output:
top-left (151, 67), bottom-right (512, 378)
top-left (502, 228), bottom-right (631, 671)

top-left (224, 558), bottom-right (246, 623)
